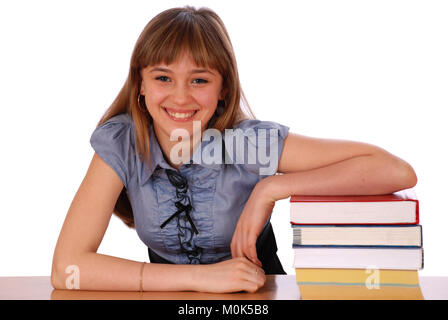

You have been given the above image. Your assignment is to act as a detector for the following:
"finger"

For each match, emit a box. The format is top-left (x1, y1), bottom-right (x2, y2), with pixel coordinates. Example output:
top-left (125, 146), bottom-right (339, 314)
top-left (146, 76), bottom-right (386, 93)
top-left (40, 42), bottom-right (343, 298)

top-left (230, 232), bottom-right (238, 258)
top-left (240, 257), bottom-right (265, 278)
top-left (231, 233), bottom-right (244, 259)
top-left (248, 246), bottom-right (262, 268)
top-left (230, 237), bottom-right (236, 258)
top-left (244, 234), bottom-right (262, 268)
top-left (241, 264), bottom-right (266, 290)
top-left (241, 280), bottom-right (262, 293)
top-left (236, 228), bottom-right (247, 259)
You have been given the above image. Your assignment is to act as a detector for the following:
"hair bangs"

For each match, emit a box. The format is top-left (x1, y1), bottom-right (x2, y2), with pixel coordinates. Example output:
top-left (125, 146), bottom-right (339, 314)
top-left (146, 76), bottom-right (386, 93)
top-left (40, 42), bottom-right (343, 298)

top-left (138, 11), bottom-right (226, 75)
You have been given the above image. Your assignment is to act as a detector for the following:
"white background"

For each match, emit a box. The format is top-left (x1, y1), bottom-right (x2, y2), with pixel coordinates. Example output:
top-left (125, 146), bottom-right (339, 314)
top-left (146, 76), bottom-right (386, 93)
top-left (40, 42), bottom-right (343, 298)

top-left (1, 0), bottom-right (447, 277)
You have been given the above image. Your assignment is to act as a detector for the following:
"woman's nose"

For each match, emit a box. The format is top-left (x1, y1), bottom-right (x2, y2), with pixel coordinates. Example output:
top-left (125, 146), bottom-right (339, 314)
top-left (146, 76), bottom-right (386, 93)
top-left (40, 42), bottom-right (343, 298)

top-left (171, 83), bottom-right (191, 106)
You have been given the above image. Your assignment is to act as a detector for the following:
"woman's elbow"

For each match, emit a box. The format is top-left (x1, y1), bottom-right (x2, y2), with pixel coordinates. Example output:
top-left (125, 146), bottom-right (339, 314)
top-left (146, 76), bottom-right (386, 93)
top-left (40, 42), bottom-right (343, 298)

top-left (374, 150), bottom-right (418, 191)
top-left (51, 257), bottom-right (74, 290)
top-left (51, 261), bottom-right (63, 290)
top-left (403, 163), bottom-right (418, 189)
top-left (393, 159), bottom-right (418, 190)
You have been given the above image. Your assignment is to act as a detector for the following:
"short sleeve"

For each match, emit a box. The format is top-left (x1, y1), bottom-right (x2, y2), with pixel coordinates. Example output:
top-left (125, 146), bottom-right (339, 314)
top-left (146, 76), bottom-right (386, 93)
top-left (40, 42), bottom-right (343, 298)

top-left (224, 119), bottom-right (290, 176)
top-left (89, 113), bottom-right (135, 188)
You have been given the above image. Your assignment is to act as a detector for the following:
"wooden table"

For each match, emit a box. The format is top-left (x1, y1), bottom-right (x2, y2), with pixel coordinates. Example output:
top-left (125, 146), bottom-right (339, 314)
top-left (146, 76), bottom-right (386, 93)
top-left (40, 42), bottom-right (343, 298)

top-left (0, 275), bottom-right (447, 300)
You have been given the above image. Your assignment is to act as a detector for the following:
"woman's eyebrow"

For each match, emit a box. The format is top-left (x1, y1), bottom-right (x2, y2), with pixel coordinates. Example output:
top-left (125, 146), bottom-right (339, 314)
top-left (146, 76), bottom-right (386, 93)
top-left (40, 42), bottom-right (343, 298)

top-left (149, 67), bottom-right (215, 75)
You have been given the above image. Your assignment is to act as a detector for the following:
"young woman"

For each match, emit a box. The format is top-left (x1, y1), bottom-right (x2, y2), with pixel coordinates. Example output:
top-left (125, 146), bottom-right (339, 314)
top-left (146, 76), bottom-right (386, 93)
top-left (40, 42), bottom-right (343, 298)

top-left (51, 6), bottom-right (417, 294)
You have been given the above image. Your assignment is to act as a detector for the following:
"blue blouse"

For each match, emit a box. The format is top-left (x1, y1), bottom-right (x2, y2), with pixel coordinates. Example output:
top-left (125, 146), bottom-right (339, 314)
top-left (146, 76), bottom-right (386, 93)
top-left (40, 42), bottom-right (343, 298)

top-left (90, 113), bottom-right (289, 265)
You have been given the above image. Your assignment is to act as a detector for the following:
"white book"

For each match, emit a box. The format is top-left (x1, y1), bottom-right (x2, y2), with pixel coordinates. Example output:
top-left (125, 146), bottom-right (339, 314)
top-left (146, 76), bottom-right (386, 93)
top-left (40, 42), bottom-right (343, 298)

top-left (290, 189), bottom-right (419, 225)
top-left (292, 225), bottom-right (422, 247)
top-left (293, 247), bottom-right (424, 270)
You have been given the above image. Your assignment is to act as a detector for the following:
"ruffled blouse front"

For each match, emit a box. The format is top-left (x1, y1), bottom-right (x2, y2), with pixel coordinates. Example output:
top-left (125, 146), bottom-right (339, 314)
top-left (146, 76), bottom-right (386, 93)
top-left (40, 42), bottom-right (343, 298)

top-left (90, 113), bottom-right (289, 264)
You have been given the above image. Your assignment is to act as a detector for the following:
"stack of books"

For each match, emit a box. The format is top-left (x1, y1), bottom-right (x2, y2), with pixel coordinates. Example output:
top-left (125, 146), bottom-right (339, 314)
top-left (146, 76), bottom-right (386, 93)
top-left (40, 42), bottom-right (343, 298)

top-left (290, 188), bottom-right (424, 300)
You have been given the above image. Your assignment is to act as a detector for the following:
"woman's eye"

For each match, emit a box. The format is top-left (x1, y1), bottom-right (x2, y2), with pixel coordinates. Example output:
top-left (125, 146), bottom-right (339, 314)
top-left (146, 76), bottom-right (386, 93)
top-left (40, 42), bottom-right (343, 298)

top-left (155, 76), bottom-right (170, 82)
top-left (154, 76), bottom-right (208, 84)
top-left (193, 78), bottom-right (208, 84)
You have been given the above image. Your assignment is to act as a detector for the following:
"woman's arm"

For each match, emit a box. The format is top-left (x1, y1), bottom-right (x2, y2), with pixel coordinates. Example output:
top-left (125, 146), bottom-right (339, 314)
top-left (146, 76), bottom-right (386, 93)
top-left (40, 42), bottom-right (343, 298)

top-left (231, 133), bottom-right (417, 265)
top-left (51, 153), bottom-right (265, 293)
top-left (274, 132), bottom-right (417, 196)
top-left (51, 153), bottom-right (197, 291)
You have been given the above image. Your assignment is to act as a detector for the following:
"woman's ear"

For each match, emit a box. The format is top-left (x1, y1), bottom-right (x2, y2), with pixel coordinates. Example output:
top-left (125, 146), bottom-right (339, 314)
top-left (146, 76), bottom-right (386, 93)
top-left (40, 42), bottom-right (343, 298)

top-left (219, 87), bottom-right (228, 100)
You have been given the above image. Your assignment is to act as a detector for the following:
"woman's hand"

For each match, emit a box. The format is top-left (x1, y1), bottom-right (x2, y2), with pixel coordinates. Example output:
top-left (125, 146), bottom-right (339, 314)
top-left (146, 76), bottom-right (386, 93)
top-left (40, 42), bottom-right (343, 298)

top-left (196, 257), bottom-right (266, 293)
top-left (230, 177), bottom-right (276, 268)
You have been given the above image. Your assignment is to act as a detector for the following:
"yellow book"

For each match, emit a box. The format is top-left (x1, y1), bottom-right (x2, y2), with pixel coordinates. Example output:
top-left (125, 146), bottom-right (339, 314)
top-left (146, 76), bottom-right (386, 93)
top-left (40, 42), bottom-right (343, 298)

top-left (296, 268), bottom-right (419, 286)
top-left (298, 284), bottom-right (424, 300)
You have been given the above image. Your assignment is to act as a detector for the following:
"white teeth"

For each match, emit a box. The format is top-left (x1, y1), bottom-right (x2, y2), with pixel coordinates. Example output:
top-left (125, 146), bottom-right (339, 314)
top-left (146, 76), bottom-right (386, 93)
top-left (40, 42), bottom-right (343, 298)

top-left (166, 109), bottom-right (196, 119)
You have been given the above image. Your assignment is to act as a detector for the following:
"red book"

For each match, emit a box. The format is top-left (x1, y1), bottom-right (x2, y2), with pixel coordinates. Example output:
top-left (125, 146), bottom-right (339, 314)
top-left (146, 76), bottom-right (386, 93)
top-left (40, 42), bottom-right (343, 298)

top-left (290, 188), bottom-right (419, 225)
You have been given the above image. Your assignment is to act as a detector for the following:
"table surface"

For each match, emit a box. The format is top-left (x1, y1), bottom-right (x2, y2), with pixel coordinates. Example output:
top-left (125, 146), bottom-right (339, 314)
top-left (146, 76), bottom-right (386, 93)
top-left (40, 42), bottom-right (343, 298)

top-left (0, 275), bottom-right (447, 300)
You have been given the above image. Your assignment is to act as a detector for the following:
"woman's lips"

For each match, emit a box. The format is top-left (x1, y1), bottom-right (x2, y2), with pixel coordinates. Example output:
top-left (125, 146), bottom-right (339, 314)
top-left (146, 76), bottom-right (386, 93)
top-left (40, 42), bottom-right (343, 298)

top-left (163, 107), bottom-right (198, 121)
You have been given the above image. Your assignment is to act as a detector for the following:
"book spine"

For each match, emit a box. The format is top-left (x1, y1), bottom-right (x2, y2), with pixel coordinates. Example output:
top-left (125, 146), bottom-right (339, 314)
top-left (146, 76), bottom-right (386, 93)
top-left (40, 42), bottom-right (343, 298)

top-left (291, 225), bottom-right (422, 247)
top-left (293, 247), bottom-right (423, 270)
top-left (293, 227), bottom-right (302, 245)
top-left (421, 225), bottom-right (424, 247)
top-left (291, 224), bottom-right (421, 228)
top-left (421, 247), bottom-right (425, 270)
top-left (292, 244), bottom-right (422, 249)
top-left (415, 199), bottom-right (420, 224)
top-left (291, 222), bottom-right (418, 225)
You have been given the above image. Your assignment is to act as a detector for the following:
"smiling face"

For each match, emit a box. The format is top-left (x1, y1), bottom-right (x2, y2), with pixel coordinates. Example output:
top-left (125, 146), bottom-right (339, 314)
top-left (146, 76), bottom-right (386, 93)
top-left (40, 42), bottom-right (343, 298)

top-left (140, 51), bottom-right (226, 147)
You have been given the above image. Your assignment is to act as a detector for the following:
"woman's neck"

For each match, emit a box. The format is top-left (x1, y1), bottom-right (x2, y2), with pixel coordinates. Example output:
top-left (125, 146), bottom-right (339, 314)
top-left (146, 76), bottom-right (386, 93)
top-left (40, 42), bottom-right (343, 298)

top-left (153, 125), bottom-right (202, 170)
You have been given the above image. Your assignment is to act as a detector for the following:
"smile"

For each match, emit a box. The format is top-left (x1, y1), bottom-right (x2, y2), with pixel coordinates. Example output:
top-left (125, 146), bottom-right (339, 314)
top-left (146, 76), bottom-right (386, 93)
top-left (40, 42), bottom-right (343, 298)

top-left (163, 107), bottom-right (198, 121)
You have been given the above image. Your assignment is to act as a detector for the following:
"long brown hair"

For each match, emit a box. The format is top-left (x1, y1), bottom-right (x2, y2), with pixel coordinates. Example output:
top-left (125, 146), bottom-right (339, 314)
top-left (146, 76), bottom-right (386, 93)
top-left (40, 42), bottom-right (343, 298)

top-left (96, 6), bottom-right (256, 228)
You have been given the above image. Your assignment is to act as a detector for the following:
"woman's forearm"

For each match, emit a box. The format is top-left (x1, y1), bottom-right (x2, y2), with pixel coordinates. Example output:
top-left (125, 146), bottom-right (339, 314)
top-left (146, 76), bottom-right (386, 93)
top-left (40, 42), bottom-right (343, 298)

top-left (51, 252), bottom-right (201, 291)
top-left (263, 153), bottom-right (417, 201)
